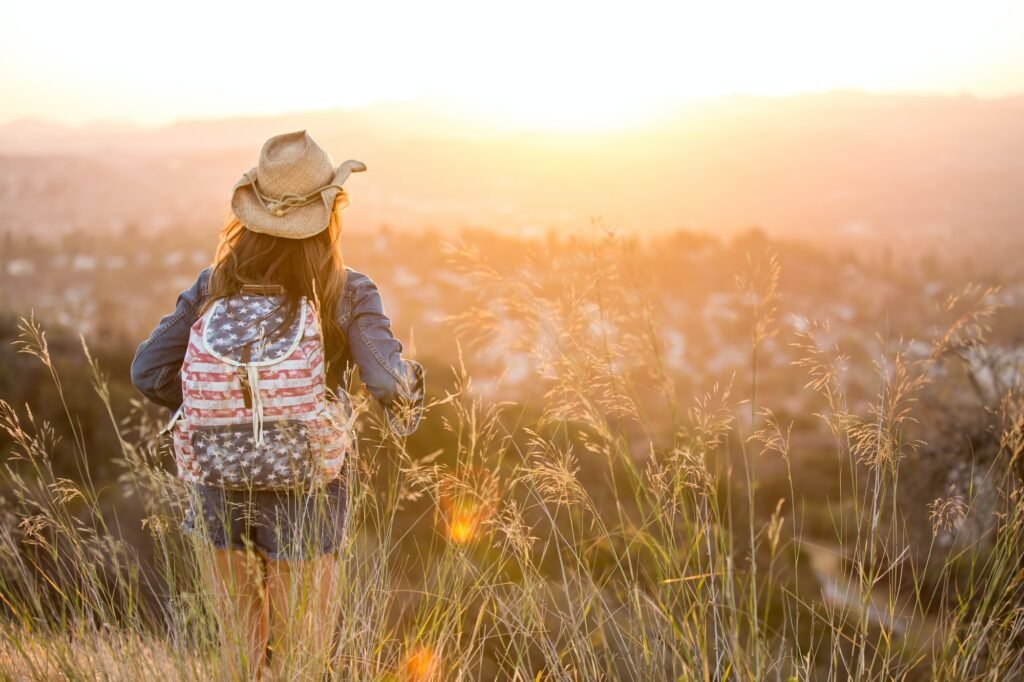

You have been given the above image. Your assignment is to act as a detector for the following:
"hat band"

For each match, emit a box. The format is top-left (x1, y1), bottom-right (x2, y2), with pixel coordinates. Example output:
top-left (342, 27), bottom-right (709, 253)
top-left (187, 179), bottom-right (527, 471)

top-left (247, 171), bottom-right (348, 217)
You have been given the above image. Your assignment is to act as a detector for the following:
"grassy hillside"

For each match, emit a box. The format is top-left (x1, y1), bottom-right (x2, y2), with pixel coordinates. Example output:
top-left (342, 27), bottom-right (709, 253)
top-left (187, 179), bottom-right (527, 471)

top-left (0, 233), bottom-right (1022, 680)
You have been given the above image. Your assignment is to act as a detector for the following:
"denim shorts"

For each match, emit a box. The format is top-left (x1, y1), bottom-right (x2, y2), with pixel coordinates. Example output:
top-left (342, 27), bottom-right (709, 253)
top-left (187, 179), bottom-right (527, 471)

top-left (181, 476), bottom-right (349, 560)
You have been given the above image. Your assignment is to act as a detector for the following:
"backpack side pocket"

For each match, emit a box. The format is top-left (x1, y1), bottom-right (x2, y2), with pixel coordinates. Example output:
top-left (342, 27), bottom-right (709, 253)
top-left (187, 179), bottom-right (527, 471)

top-left (309, 395), bottom-right (357, 483)
top-left (168, 410), bottom-right (203, 483)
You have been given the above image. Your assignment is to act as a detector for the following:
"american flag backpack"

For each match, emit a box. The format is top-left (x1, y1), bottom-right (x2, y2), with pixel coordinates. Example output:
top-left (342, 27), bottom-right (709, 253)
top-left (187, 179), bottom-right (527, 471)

top-left (166, 287), bottom-right (354, 490)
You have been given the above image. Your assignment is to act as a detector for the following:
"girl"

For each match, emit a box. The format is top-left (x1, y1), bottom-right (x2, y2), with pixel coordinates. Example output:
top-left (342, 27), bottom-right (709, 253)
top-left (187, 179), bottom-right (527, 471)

top-left (130, 130), bottom-right (424, 678)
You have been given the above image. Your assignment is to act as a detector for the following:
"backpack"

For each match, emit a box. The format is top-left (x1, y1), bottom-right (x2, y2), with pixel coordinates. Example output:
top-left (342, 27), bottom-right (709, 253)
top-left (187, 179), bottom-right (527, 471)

top-left (166, 287), bottom-right (354, 490)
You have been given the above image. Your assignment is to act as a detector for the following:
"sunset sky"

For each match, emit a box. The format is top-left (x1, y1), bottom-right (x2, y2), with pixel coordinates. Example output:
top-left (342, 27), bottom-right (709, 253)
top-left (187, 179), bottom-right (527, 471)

top-left (1, 0), bottom-right (1023, 130)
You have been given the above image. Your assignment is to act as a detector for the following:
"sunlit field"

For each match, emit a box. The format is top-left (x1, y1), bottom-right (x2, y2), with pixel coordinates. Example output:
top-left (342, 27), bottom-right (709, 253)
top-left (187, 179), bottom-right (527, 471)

top-left (3, 2), bottom-right (1024, 678)
top-left (1, 227), bottom-right (1022, 680)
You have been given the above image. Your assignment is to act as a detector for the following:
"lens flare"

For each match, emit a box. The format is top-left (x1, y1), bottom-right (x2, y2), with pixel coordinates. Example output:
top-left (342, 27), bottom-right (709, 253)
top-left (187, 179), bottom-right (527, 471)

top-left (437, 465), bottom-right (500, 545)
top-left (447, 507), bottom-right (481, 544)
top-left (404, 644), bottom-right (441, 681)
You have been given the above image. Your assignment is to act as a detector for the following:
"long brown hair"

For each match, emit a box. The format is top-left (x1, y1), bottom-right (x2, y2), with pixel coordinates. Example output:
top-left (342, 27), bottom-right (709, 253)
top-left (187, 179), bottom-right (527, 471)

top-left (204, 192), bottom-right (349, 385)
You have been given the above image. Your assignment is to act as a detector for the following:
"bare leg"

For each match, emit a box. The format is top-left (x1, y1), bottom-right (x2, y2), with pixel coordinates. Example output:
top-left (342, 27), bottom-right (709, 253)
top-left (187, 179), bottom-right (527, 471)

top-left (198, 546), bottom-right (270, 680)
top-left (264, 554), bottom-right (344, 679)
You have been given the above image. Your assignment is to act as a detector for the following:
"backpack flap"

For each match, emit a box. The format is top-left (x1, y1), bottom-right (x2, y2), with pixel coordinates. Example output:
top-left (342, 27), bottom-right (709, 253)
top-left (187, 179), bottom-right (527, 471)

top-left (202, 294), bottom-right (307, 447)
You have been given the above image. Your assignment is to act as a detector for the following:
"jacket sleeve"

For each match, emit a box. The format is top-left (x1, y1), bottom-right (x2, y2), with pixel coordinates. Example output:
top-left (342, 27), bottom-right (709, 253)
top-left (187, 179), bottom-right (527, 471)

top-left (130, 269), bottom-right (210, 410)
top-left (344, 275), bottom-right (425, 436)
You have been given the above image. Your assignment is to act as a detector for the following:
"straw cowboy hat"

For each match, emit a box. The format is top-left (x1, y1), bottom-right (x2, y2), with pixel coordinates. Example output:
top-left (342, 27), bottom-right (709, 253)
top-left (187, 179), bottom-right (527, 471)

top-left (231, 130), bottom-right (366, 239)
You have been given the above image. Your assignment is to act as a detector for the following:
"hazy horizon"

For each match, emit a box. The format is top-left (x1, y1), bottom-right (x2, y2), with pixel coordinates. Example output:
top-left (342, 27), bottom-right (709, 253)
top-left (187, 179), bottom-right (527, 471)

top-left (3, 87), bottom-right (1024, 132)
top-left (2, 90), bottom-right (1023, 249)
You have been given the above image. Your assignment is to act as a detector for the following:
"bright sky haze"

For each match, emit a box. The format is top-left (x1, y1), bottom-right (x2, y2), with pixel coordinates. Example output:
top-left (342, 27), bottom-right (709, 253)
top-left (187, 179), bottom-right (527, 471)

top-left (1, 0), bottom-right (1023, 129)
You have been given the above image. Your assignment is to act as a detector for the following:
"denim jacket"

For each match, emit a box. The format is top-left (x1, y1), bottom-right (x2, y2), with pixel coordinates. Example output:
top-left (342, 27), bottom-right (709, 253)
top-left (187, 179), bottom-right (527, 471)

top-left (130, 267), bottom-right (424, 436)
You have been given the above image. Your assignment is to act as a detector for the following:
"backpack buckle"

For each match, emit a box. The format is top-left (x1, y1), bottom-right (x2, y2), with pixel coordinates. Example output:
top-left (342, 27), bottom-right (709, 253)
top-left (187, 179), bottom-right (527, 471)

top-left (237, 366), bottom-right (254, 409)
top-left (237, 344), bottom-right (254, 410)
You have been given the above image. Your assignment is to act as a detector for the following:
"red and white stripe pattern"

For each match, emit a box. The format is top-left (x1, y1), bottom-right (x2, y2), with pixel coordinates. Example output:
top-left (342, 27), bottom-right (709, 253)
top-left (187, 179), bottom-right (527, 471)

top-left (172, 298), bottom-right (352, 487)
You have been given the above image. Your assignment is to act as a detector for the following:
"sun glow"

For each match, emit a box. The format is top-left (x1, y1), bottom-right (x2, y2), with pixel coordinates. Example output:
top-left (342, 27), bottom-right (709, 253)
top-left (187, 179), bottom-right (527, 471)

top-left (1, 0), bottom-right (1022, 129)
top-left (447, 514), bottom-right (479, 544)
top-left (404, 644), bottom-right (442, 681)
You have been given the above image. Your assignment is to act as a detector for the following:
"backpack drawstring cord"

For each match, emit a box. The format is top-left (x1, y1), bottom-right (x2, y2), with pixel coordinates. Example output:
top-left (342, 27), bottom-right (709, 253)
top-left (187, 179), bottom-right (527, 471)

top-left (249, 363), bottom-right (265, 446)
top-left (250, 324), bottom-right (268, 446)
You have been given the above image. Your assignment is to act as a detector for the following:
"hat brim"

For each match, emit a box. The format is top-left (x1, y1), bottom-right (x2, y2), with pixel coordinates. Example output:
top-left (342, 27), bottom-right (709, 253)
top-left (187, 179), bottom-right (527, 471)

top-left (230, 160), bottom-right (365, 240)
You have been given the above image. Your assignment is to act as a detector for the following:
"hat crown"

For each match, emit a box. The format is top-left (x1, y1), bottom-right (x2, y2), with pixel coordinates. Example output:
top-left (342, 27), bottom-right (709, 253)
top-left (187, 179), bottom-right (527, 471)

top-left (230, 130), bottom-right (366, 239)
top-left (255, 131), bottom-right (335, 199)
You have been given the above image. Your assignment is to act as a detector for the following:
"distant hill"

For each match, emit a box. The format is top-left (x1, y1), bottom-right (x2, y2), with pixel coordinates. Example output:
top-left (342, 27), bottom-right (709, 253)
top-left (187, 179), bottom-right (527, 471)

top-left (2, 92), bottom-right (1023, 250)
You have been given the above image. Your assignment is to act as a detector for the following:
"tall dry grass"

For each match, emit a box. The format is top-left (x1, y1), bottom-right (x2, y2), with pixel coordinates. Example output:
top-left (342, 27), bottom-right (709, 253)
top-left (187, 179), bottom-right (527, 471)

top-left (0, 231), bottom-right (1022, 680)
